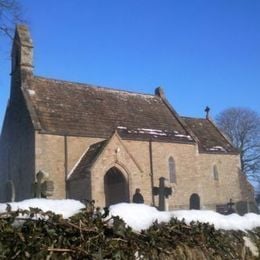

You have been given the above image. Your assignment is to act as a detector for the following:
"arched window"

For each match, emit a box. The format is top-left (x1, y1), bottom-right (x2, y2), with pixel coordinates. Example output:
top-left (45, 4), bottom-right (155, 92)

top-left (168, 157), bottom-right (176, 183)
top-left (213, 165), bottom-right (219, 181)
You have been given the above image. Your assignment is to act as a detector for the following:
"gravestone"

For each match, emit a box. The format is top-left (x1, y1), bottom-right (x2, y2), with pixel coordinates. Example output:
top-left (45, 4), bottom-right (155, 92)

top-left (153, 177), bottom-right (172, 211)
top-left (33, 170), bottom-right (54, 198)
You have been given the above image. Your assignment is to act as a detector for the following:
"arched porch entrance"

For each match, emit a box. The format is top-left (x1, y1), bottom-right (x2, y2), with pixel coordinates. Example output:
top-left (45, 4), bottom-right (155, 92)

top-left (189, 193), bottom-right (200, 210)
top-left (104, 167), bottom-right (129, 206)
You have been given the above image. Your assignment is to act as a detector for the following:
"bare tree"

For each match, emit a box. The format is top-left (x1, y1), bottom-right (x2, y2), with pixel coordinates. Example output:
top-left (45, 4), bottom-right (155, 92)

top-left (0, 0), bottom-right (23, 38)
top-left (216, 107), bottom-right (260, 181)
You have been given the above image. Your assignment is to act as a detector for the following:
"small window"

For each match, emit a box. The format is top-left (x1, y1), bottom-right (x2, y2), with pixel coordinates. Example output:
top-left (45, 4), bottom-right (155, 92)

top-left (169, 157), bottom-right (176, 183)
top-left (213, 165), bottom-right (219, 181)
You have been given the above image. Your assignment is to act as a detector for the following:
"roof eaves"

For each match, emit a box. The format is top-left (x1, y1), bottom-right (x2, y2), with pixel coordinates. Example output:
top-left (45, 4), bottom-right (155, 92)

top-left (199, 150), bottom-right (240, 155)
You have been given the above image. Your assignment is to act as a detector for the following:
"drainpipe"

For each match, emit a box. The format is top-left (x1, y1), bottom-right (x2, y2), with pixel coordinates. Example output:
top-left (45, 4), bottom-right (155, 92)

top-left (149, 139), bottom-right (155, 206)
top-left (64, 135), bottom-right (68, 198)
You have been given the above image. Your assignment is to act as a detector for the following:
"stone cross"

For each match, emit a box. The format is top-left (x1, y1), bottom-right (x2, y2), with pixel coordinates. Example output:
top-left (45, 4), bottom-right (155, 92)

top-left (153, 177), bottom-right (172, 211)
top-left (34, 170), bottom-right (54, 198)
top-left (205, 106), bottom-right (210, 119)
top-left (226, 199), bottom-right (235, 214)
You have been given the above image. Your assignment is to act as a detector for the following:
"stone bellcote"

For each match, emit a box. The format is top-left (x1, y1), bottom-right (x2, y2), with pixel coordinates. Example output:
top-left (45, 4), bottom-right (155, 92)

top-left (155, 86), bottom-right (165, 98)
top-left (11, 24), bottom-right (33, 74)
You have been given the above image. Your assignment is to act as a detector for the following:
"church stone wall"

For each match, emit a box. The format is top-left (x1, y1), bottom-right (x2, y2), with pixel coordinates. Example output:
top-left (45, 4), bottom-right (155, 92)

top-left (35, 133), bottom-right (65, 199)
top-left (196, 153), bottom-right (242, 208)
top-left (101, 139), bottom-right (243, 210)
top-left (90, 135), bottom-right (145, 206)
top-left (0, 88), bottom-right (35, 202)
top-left (35, 133), bottom-right (102, 199)
top-left (150, 141), bottom-right (198, 210)
top-left (35, 132), bottom-right (244, 211)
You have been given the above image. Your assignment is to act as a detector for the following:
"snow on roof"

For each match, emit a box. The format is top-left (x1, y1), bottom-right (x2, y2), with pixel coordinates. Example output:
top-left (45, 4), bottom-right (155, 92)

top-left (116, 126), bottom-right (193, 140)
top-left (27, 89), bottom-right (36, 95)
top-left (207, 146), bottom-right (227, 152)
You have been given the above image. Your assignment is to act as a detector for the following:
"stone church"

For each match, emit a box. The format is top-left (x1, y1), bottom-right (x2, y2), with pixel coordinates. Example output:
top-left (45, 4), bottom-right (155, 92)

top-left (0, 25), bottom-right (254, 212)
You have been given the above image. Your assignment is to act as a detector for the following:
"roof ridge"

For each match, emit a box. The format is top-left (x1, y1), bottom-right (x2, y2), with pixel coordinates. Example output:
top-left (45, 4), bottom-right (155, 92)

top-left (181, 116), bottom-right (206, 120)
top-left (33, 75), bottom-right (156, 98)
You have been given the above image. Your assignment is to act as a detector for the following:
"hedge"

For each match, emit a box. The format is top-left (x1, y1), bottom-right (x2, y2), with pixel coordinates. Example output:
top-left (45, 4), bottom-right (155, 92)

top-left (0, 202), bottom-right (259, 259)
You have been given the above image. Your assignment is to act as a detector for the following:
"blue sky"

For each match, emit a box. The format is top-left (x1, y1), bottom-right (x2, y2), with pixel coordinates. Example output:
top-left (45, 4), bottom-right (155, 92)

top-left (0, 0), bottom-right (260, 131)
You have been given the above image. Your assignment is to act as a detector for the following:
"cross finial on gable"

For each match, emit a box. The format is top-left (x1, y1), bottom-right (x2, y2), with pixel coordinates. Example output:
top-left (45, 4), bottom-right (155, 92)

top-left (205, 106), bottom-right (210, 119)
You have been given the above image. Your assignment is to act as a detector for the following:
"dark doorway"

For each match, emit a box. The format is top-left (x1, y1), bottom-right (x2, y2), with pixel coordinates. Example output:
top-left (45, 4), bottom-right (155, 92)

top-left (190, 193), bottom-right (200, 210)
top-left (104, 167), bottom-right (129, 206)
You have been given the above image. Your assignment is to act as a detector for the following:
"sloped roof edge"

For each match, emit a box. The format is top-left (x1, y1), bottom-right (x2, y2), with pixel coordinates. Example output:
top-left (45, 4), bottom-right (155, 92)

top-left (21, 85), bottom-right (42, 130)
top-left (68, 131), bottom-right (143, 181)
top-left (157, 94), bottom-right (199, 143)
top-left (182, 116), bottom-right (239, 154)
top-left (207, 117), bottom-right (239, 153)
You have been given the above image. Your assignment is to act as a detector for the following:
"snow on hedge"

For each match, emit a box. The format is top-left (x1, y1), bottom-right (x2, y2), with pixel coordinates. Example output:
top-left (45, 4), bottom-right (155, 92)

top-left (172, 210), bottom-right (260, 231)
top-left (0, 199), bottom-right (85, 219)
top-left (110, 203), bottom-right (260, 231)
top-left (1, 199), bottom-right (260, 232)
top-left (110, 203), bottom-right (172, 231)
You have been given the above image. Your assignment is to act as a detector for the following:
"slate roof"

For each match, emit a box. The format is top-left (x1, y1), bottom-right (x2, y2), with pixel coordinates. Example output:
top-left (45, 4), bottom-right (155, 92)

top-left (68, 140), bottom-right (107, 180)
top-left (24, 76), bottom-right (193, 142)
top-left (182, 117), bottom-right (238, 154)
top-left (22, 75), bottom-right (237, 154)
